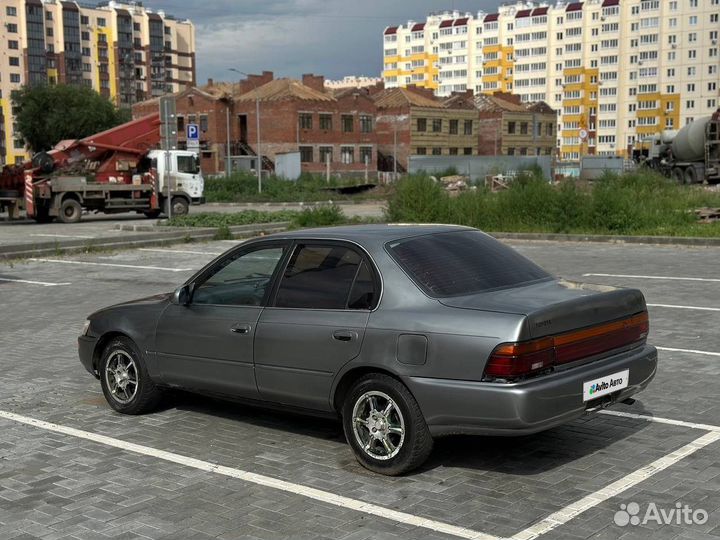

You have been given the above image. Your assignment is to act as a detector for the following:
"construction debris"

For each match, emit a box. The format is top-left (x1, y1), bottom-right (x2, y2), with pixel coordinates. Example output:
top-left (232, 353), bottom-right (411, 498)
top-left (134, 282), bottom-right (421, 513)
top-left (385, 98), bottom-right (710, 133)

top-left (695, 207), bottom-right (720, 223)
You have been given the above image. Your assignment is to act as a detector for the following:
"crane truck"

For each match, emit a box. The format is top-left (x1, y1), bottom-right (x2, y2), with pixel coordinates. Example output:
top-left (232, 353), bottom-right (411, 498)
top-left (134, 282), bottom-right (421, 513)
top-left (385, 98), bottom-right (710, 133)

top-left (633, 109), bottom-right (720, 185)
top-left (0, 113), bottom-right (204, 223)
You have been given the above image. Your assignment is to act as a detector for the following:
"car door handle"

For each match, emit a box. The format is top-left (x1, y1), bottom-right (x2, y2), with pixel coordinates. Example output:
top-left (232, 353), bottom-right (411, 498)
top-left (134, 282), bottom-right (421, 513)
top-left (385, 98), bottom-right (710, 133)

top-left (231, 324), bottom-right (252, 334)
top-left (333, 330), bottom-right (357, 342)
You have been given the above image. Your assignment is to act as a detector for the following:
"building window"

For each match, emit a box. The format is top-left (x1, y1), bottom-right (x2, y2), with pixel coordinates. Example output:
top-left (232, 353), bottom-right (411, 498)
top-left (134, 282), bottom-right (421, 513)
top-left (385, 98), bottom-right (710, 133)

top-left (341, 146), bottom-right (354, 163)
top-left (449, 147), bottom-right (459, 155)
top-left (360, 115), bottom-right (373, 133)
top-left (520, 122), bottom-right (528, 135)
top-left (432, 147), bottom-right (442, 155)
top-left (464, 120), bottom-right (473, 135)
top-left (359, 146), bottom-right (372, 164)
top-left (319, 114), bottom-right (332, 131)
top-left (82, 47), bottom-right (91, 56)
top-left (464, 147), bottom-right (473, 155)
top-left (45, 10), bottom-right (52, 20)
top-left (10, 74), bottom-right (21, 83)
top-left (319, 146), bottom-right (333, 163)
top-left (507, 147), bottom-right (515, 156)
top-left (299, 146), bottom-right (313, 163)
top-left (299, 113), bottom-right (313, 130)
top-left (432, 119), bottom-right (442, 132)
top-left (417, 118), bottom-right (427, 132)
top-left (449, 119), bottom-right (459, 135)
top-left (8, 57), bottom-right (19, 67)
top-left (8, 40), bottom-right (19, 50)
top-left (342, 115), bottom-right (354, 133)
top-left (6, 23), bottom-right (18, 33)
top-left (177, 116), bottom-right (185, 133)
top-left (97, 17), bottom-right (106, 27)
top-left (416, 147), bottom-right (427, 155)
top-left (199, 115), bottom-right (208, 133)
top-left (81, 15), bottom-right (89, 24)
top-left (6, 6), bottom-right (17, 15)
top-left (507, 121), bottom-right (516, 134)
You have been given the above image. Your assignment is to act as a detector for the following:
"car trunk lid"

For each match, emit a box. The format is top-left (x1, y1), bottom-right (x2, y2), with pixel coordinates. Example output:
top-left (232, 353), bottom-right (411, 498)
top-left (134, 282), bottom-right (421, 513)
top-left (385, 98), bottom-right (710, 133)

top-left (439, 279), bottom-right (646, 339)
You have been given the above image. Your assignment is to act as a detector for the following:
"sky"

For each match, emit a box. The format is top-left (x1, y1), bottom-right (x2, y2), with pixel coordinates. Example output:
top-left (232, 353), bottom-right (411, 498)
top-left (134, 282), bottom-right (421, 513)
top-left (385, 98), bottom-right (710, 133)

top-left (149, 0), bottom-right (500, 84)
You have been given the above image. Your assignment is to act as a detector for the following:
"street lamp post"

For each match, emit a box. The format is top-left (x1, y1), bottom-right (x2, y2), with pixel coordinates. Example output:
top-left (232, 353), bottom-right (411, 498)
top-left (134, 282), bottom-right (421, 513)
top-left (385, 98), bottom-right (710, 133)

top-left (229, 68), bottom-right (262, 194)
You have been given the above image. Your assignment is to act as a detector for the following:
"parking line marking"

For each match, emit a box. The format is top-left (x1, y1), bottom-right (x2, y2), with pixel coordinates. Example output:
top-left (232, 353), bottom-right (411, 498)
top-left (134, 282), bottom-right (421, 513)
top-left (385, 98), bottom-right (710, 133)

top-left (28, 258), bottom-right (192, 272)
top-left (0, 277), bottom-right (70, 287)
top-left (0, 410), bottom-right (500, 540)
top-left (511, 431), bottom-right (720, 540)
top-left (598, 410), bottom-right (720, 433)
top-left (648, 303), bottom-right (720, 312)
top-left (657, 346), bottom-right (720, 357)
top-left (138, 248), bottom-right (224, 256)
top-left (583, 273), bottom-right (720, 283)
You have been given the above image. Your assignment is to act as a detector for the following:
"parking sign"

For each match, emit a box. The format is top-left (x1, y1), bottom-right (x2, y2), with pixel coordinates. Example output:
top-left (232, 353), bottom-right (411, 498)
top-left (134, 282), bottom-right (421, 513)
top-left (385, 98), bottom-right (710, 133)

top-left (186, 123), bottom-right (200, 153)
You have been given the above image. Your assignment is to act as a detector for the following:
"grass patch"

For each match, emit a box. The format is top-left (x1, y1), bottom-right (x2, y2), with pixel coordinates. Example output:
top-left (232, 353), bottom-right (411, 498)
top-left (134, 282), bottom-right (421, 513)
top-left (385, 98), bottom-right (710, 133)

top-left (163, 205), bottom-right (369, 231)
top-left (205, 172), bottom-right (389, 203)
top-left (386, 170), bottom-right (720, 237)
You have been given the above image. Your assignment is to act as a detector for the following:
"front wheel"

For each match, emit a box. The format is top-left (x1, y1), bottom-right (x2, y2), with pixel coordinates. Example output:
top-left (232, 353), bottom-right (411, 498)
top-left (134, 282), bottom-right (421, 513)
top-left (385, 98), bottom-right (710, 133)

top-left (342, 373), bottom-right (433, 475)
top-left (99, 337), bottom-right (162, 415)
top-left (171, 197), bottom-right (189, 216)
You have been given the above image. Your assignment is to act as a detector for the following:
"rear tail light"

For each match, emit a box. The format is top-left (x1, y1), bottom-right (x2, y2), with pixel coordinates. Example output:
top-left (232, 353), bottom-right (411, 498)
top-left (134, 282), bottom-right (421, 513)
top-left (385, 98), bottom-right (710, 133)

top-left (483, 312), bottom-right (649, 381)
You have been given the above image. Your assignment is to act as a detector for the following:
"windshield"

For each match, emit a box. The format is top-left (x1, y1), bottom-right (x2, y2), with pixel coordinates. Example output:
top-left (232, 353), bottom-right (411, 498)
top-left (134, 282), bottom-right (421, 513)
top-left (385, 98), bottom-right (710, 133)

top-left (387, 230), bottom-right (551, 297)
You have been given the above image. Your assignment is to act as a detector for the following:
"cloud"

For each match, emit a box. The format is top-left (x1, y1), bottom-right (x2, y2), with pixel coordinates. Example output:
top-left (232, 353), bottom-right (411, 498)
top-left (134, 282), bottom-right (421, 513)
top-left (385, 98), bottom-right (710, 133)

top-left (151, 0), bottom-right (500, 82)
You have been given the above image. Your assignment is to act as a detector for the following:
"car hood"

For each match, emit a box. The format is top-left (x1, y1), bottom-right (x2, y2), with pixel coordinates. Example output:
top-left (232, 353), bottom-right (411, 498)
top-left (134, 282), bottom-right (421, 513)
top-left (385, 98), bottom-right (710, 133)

top-left (439, 279), bottom-right (647, 339)
top-left (90, 292), bottom-right (172, 318)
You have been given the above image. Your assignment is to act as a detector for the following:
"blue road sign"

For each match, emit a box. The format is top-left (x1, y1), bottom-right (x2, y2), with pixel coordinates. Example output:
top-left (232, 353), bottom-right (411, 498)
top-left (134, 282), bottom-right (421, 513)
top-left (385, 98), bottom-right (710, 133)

top-left (186, 124), bottom-right (199, 141)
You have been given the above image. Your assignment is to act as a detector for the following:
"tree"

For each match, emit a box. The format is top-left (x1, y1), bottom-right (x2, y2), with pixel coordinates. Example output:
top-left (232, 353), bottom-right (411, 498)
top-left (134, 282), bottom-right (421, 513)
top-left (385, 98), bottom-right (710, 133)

top-left (11, 84), bottom-right (131, 153)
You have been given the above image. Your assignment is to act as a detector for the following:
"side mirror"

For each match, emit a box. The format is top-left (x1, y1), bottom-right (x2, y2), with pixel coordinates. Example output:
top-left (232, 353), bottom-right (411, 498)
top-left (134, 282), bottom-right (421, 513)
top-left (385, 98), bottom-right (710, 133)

top-left (171, 284), bottom-right (193, 306)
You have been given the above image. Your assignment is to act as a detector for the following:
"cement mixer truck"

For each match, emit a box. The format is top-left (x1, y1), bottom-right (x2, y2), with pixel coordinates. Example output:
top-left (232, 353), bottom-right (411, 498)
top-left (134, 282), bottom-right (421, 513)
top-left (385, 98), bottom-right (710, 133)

top-left (634, 109), bottom-right (720, 184)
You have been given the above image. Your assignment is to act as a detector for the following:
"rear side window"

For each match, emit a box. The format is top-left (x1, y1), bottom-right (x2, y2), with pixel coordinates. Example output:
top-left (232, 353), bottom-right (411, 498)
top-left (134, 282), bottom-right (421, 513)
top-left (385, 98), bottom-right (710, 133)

top-left (387, 230), bottom-right (550, 297)
top-left (274, 245), bottom-right (376, 309)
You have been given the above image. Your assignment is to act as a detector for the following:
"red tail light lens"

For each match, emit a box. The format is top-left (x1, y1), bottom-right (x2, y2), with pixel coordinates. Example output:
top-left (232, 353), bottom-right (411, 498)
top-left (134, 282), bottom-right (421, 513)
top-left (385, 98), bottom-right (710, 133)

top-left (483, 312), bottom-right (649, 381)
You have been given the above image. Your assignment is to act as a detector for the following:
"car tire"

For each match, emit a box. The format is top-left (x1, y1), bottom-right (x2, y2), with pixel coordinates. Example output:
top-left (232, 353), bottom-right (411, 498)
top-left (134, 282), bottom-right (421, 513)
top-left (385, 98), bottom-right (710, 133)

top-left (99, 336), bottom-right (162, 415)
top-left (58, 199), bottom-right (82, 224)
top-left (342, 373), bottom-right (433, 475)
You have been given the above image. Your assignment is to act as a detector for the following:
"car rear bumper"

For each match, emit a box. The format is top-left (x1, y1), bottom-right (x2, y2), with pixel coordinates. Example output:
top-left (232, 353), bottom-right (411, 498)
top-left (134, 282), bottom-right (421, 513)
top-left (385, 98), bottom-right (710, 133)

top-left (406, 344), bottom-right (657, 437)
top-left (78, 335), bottom-right (99, 378)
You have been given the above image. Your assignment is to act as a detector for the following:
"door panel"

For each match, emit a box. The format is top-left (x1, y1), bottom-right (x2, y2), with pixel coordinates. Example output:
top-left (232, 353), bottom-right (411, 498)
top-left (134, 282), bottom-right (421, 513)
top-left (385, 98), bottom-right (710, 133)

top-left (254, 308), bottom-right (369, 410)
top-left (155, 304), bottom-right (261, 397)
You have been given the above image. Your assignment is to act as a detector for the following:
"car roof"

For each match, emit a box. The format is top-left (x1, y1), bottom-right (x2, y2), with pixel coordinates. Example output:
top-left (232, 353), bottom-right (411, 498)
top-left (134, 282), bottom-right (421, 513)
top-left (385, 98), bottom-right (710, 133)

top-left (263, 224), bottom-right (476, 249)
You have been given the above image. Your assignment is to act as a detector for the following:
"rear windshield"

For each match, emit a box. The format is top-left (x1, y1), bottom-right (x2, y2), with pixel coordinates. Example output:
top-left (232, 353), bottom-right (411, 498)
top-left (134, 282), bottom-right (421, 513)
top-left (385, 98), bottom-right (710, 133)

top-left (386, 230), bottom-right (551, 297)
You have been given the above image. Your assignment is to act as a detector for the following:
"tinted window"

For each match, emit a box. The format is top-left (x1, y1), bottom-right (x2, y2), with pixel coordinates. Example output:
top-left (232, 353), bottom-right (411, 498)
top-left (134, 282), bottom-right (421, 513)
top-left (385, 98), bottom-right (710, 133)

top-left (193, 247), bottom-right (285, 306)
top-left (387, 231), bottom-right (550, 297)
top-left (348, 260), bottom-right (377, 310)
top-left (275, 245), bottom-right (364, 309)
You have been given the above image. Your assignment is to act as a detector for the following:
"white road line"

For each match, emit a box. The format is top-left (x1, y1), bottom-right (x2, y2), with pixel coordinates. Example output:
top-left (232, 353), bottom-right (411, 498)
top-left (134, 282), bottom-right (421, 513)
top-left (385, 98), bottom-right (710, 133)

top-left (0, 277), bottom-right (70, 287)
top-left (28, 258), bottom-right (192, 272)
top-left (138, 248), bottom-right (223, 256)
top-left (583, 273), bottom-right (720, 283)
top-left (657, 346), bottom-right (720, 357)
top-left (29, 233), bottom-right (94, 239)
top-left (648, 303), bottom-right (720, 312)
top-left (511, 431), bottom-right (720, 540)
top-left (598, 410), bottom-right (720, 433)
top-left (0, 410), bottom-right (499, 540)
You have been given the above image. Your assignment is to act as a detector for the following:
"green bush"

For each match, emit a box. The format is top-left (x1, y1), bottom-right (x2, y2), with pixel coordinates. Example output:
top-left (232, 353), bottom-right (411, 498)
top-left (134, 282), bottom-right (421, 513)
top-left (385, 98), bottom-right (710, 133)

top-left (292, 205), bottom-right (346, 228)
top-left (385, 170), bottom-right (720, 237)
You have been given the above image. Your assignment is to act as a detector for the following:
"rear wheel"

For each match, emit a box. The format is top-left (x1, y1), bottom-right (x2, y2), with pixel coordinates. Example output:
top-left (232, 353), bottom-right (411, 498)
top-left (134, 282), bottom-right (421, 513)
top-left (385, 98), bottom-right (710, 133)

top-left (58, 199), bottom-right (82, 223)
top-left (671, 167), bottom-right (685, 184)
top-left (171, 197), bottom-right (189, 216)
top-left (342, 373), bottom-right (433, 475)
top-left (99, 337), bottom-right (162, 415)
top-left (683, 166), bottom-right (698, 185)
top-left (143, 209), bottom-right (162, 219)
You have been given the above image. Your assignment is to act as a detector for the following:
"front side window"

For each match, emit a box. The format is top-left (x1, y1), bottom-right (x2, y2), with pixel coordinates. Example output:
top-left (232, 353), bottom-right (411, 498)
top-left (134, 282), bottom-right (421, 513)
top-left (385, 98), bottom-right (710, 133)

top-left (274, 245), bottom-right (376, 309)
top-left (193, 247), bottom-right (285, 306)
top-left (176, 155), bottom-right (199, 174)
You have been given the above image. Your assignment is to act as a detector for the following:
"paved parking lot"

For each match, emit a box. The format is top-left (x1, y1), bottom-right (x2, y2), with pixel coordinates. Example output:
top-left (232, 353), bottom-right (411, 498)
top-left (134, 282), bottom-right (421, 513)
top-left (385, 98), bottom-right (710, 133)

top-left (0, 238), bottom-right (718, 540)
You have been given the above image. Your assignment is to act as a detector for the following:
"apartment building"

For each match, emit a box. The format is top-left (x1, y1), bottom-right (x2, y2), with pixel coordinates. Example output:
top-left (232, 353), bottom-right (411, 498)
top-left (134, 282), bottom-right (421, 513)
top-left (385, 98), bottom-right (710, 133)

top-left (383, 0), bottom-right (720, 159)
top-left (0, 0), bottom-right (195, 166)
